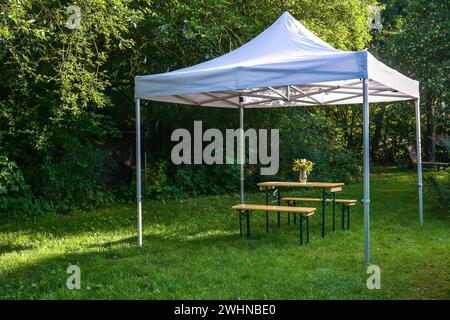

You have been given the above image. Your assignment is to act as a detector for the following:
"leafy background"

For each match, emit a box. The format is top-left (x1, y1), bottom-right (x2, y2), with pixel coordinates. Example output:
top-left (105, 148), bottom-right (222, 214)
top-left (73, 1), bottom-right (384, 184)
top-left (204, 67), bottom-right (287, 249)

top-left (0, 0), bottom-right (448, 217)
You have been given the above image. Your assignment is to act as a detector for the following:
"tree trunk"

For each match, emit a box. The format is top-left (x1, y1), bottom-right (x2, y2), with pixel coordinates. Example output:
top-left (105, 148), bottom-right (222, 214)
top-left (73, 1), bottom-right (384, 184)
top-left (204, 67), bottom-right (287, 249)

top-left (425, 92), bottom-right (436, 162)
top-left (371, 107), bottom-right (385, 162)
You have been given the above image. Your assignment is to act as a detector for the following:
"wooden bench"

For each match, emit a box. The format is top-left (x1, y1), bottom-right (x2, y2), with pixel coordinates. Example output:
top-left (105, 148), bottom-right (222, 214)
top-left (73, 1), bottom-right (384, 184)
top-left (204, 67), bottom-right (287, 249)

top-left (281, 197), bottom-right (357, 231)
top-left (408, 146), bottom-right (449, 170)
top-left (232, 204), bottom-right (316, 245)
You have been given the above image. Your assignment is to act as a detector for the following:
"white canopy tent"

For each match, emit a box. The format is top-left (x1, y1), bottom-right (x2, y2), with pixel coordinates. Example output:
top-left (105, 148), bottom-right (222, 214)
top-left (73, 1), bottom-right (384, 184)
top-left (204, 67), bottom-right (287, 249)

top-left (134, 12), bottom-right (423, 264)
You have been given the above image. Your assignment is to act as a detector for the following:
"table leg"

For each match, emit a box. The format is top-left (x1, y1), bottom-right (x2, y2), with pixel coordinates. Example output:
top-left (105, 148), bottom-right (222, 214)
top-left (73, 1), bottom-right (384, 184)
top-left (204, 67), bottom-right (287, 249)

top-left (322, 188), bottom-right (326, 239)
top-left (332, 192), bottom-right (336, 232)
top-left (265, 188), bottom-right (269, 233)
top-left (341, 205), bottom-right (345, 230)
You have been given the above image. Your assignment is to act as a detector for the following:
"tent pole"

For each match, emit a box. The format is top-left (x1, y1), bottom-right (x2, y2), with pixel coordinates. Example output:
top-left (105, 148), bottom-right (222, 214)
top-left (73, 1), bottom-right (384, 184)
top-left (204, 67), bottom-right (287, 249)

top-left (239, 105), bottom-right (245, 204)
top-left (414, 98), bottom-right (424, 225)
top-left (135, 98), bottom-right (143, 246)
top-left (362, 78), bottom-right (370, 265)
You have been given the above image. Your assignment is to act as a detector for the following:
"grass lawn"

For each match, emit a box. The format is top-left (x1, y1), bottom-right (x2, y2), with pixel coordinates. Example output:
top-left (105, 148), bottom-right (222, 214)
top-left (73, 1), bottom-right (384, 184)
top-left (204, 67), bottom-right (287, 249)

top-left (0, 167), bottom-right (448, 299)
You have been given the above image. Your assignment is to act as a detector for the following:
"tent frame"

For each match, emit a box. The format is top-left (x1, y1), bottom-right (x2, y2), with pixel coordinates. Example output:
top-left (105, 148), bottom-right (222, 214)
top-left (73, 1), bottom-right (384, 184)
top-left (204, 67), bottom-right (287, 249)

top-left (134, 79), bottom-right (423, 265)
top-left (148, 80), bottom-right (414, 109)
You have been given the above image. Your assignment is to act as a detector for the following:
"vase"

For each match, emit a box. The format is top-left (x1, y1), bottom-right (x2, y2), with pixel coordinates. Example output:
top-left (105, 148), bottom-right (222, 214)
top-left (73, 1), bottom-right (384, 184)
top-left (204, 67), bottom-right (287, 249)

top-left (299, 171), bottom-right (308, 183)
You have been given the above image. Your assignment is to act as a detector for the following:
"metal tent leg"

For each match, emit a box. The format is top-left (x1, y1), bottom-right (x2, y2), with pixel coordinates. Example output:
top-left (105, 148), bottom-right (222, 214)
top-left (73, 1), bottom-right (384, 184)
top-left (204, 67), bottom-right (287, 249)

top-left (239, 106), bottom-right (245, 204)
top-left (415, 98), bottom-right (424, 225)
top-left (363, 78), bottom-right (370, 265)
top-left (135, 98), bottom-right (143, 247)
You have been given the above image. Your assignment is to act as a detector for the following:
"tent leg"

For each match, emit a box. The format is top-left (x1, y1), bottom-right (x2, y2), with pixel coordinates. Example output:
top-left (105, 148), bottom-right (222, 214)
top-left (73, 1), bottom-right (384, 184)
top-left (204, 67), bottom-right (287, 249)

top-left (135, 98), bottom-right (143, 247)
top-left (239, 106), bottom-right (245, 204)
top-left (415, 98), bottom-right (424, 225)
top-left (363, 78), bottom-right (370, 265)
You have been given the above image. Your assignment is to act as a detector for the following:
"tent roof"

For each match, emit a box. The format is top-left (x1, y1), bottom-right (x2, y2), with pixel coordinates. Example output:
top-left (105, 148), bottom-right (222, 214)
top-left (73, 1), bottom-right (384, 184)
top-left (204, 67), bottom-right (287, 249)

top-left (135, 12), bottom-right (419, 108)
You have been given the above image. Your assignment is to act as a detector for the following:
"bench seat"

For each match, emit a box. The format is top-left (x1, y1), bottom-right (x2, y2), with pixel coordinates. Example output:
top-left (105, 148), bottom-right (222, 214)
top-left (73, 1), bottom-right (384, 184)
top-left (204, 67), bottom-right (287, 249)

top-left (281, 197), bottom-right (356, 231)
top-left (281, 197), bottom-right (356, 206)
top-left (232, 203), bottom-right (315, 245)
top-left (232, 204), bottom-right (316, 216)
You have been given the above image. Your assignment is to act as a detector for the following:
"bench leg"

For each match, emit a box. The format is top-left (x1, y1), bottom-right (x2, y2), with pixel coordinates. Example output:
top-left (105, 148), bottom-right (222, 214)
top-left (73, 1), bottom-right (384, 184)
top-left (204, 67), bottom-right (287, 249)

top-left (288, 213), bottom-right (290, 225)
top-left (293, 201), bottom-right (297, 224)
top-left (239, 210), bottom-right (243, 237)
top-left (332, 192), bottom-right (336, 232)
top-left (299, 214), bottom-right (303, 245)
top-left (322, 188), bottom-right (326, 239)
top-left (341, 205), bottom-right (345, 230)
top-left (265, 189), bottom-right (269, 233)
top-left (277, 188), bottom-right (281, 227)
top-left (306, 216), bottom-right (309, 243)
top-left (246, 210), bottom-right (250, 238)
top-left (347, 206), bottom-right (350, 230)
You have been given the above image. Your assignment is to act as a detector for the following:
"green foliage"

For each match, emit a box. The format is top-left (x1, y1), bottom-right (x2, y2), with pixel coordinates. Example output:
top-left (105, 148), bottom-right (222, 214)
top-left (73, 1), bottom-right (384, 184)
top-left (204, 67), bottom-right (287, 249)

top-left (0, 156), bottom-right (51, 217)
top-left (425, 169), bottom-right (450, 211)
top-left (0, 0), bottom-right (384, 215)
top-left (143, 160), bottom-right (172, 200)
top-left (143, 160), bottom-right (241, 199)
top-left (370, 0), bottom-right (450, 162)
top-left (272, 108), bottom-right (361, 183)
top-left (386, 0), bottom-right (449, 101)
top-left (0, 0), bottom-right (150, 214)
top-left (138, 0), bottom-right (374, 75)
top-left (173, 163), bottom-right (241, 196)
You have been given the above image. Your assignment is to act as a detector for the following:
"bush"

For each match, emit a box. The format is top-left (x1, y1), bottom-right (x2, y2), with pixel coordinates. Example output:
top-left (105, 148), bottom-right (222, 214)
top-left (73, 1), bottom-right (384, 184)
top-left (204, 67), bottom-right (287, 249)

top-left (32, 114), bottom-right (115, 213)
top-left (0, 156), bottom-right (52, 218)
top-left (425, 169), bottom-right (450, 213)
top-left (260, 108), bottom-right (361, 183)
top-left (142, 160), bottom-right (241, 200)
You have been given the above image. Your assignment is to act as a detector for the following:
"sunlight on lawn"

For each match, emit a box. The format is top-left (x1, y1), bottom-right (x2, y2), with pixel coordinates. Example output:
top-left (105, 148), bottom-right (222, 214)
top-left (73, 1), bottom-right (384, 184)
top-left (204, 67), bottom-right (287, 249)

top-left (0, 168), bottom-right (448, 299)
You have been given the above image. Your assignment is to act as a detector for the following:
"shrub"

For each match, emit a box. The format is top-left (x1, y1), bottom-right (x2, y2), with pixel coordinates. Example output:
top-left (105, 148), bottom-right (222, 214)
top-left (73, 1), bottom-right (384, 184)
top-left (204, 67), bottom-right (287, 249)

top-left (0, 156), bottom-right (52, 218)
top-left (425, 169), bottom-right (450, 213)
top-left (141, 160), bottom-right (241, 199)
top-left (263, 109), bottom-right (361, 183)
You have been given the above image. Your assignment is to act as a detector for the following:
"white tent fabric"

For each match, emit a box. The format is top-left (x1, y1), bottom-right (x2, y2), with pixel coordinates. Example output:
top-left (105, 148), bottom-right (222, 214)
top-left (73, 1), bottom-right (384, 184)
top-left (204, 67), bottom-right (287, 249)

top-left (134, 12), bottom-right (423, 265)
top-left (135, 12), bottom-right (419, 107)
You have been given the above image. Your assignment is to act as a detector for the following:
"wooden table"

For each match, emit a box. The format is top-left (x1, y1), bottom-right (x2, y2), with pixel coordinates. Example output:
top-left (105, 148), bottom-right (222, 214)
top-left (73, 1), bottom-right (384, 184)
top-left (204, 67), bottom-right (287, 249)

top-left (257, 181), bottom-right (345, 238)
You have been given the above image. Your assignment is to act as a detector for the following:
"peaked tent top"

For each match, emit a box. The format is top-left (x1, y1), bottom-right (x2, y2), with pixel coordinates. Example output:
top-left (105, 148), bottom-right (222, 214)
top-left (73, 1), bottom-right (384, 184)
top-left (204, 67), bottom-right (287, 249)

top-left (135, 12), bottom-right (419, 108)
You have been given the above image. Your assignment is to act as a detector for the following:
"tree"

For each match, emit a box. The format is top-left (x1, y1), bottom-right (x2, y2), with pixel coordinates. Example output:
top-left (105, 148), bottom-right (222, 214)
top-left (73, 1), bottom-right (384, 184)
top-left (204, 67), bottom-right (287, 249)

top-left (0, 0), bottom-right (151, 212)
top-left (0, 0), bottom-right (377, 214)
top-left (374, 0), bottom-right (449, 161)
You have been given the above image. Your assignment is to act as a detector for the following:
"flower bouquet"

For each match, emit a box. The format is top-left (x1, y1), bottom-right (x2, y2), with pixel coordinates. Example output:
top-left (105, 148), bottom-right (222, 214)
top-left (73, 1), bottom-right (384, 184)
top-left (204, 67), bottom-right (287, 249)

top-left (292, 158), bottom-right (315, 183)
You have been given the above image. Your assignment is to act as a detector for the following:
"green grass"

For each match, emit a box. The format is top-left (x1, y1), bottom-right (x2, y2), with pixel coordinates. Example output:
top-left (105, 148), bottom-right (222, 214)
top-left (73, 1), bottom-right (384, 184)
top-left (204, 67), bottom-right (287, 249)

top-left (0, 167), bottom-right (449, 299)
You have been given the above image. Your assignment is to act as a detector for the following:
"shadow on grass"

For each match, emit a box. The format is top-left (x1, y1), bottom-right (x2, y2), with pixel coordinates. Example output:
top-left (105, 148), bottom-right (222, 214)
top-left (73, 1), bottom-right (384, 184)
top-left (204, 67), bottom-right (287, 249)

top-left (0, 226), bottom-right (323, 299)
top-left (0, 243), bottom-right (33, 255)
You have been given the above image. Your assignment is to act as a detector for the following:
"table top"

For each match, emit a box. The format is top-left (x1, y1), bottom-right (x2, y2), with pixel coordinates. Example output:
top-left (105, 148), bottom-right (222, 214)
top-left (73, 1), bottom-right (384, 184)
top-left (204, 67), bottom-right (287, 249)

top-left (257, 181), bottom-right (344, 189)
